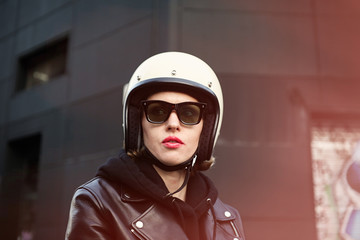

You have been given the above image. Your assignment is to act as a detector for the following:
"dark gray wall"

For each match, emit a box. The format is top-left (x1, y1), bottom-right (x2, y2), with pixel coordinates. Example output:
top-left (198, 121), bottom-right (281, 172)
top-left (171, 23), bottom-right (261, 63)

top-left (1, 0), bottom-right (360, 239)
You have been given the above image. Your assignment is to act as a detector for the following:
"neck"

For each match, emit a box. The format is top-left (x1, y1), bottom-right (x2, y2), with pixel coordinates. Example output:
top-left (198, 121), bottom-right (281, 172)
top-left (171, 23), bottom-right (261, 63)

top-left (153, 165), bottom-right (187, 201)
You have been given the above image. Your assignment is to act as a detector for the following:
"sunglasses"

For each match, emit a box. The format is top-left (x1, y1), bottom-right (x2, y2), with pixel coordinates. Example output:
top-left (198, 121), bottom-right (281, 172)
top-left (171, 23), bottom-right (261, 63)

top-left (141, 100), bottom-right (206, 125)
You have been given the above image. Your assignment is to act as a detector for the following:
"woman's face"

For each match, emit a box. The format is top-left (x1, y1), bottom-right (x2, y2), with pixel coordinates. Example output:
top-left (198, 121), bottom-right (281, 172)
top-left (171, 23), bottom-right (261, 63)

top-left (142, 91), bottom-right (204, 166)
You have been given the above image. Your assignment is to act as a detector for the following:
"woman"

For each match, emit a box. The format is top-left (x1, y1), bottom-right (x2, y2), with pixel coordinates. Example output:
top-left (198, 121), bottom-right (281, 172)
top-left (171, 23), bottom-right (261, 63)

top-left (65, 52), bottom-right (246, 240)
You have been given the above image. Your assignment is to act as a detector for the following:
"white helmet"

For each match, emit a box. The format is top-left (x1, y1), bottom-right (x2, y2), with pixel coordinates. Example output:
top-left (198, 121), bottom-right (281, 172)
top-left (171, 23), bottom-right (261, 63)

top-left (122, 52), bottom-right (223, 166)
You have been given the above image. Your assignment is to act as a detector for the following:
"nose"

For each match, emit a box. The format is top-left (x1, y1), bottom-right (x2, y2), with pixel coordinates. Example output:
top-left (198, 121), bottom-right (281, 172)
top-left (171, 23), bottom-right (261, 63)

top-left (166, 111), bottom-right (180, 131)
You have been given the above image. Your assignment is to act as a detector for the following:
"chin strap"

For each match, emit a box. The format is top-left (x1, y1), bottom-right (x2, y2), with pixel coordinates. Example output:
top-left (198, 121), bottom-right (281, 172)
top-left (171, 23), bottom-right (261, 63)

top-left (143, 147), bottom-right (197, 197)
top-left (165, 155), bottom-right (197, 197)
top-left (144, 147), bottom-right (196, 171)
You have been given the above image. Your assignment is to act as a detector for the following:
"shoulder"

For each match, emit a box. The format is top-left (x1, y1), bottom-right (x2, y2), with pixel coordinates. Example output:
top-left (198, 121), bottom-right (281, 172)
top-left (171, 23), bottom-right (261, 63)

top-left (213, 198), bottom-right (246, 239)
top-left (78, 177), bottom-right (118, 195)
top-left (66, 177), bottom-right (153, 239)
top-left (72, 177), bottom-right (149, 209)
top-left (69, 177), bottom-right (151, 227)
top-left (213, 198), bottom-right (241, 221)
top-left (69, 177), bottom-right (117, 215)
top-left (74, 177), bottom-right (118, 200)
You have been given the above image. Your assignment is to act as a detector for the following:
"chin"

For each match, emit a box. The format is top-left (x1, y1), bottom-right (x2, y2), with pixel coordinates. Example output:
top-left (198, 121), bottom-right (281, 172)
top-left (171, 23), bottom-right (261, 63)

top-left (160, 159), bottom-right (183, 166)
top-left (159, 155), bottom-right (188, 166)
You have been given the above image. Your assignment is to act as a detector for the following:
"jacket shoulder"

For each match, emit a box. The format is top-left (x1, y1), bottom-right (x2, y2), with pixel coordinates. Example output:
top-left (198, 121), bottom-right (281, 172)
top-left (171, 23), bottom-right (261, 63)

top-left (73, 177), bottom-right (146, 212)
top-left (213, 198), bottom-right (239, 220)
top-left (68, 177), bottom-right (120, 223)
top-left (66, 178), bottom-right (151, 240)
top-left (66, 178), bottom-right (116, 239)
top-left (213, 198), bottom-right (246, 240)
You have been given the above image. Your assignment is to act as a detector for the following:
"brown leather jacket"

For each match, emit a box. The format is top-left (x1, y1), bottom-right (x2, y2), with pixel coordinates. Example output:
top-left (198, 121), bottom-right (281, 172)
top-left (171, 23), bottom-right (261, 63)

top-left (65, 177), bottom-right (245, 240)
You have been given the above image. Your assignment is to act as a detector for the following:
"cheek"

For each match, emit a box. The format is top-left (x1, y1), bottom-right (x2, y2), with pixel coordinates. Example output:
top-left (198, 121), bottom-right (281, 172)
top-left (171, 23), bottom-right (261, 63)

top-left (190, 122), bottom-right (203, 144)
top-left (141, 117), bottom-right (161, 151)
top-left (141, 117), bottom-right (151, 145)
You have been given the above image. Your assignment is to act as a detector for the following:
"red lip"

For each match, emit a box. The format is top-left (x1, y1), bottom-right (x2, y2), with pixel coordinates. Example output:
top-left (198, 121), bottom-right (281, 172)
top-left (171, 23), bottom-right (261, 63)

top-left (162, 136), bottom-right (184, 149)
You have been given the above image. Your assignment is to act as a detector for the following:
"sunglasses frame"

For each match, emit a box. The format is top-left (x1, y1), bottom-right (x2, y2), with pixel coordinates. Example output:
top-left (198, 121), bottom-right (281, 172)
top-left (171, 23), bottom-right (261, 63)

top-left (141, 100), bottom-right (207, 125)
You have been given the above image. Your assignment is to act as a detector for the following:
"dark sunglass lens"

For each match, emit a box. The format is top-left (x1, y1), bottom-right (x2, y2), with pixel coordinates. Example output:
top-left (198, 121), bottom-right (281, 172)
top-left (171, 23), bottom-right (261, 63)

top-left (147, 102), bottom-right (169, 123)
top-left (178, 104), bottom-right (201, 124)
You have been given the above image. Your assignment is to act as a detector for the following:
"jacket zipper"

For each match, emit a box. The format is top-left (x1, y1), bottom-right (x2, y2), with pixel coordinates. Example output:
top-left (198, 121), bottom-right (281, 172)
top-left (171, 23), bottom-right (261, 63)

top-left (230, 221), bottom-right (240, 238)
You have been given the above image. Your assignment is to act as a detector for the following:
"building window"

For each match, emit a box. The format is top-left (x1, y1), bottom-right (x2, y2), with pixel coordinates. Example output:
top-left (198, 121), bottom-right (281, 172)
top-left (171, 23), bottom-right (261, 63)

top-left (16, 37), bottom-right (68, 91)
top-left (311, 120), bottom-right (360, 240)
top-left (0, 134), bottom-right (41, 240)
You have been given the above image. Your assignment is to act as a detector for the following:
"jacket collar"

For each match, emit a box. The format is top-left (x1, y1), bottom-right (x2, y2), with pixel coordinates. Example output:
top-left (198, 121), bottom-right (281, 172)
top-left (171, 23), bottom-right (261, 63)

top-left (121, 183), bottom-right (236, 223)
top-left (131, 204), bottom-right (188, 240)
top-left (212, 198), bottom-right (237, 222)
